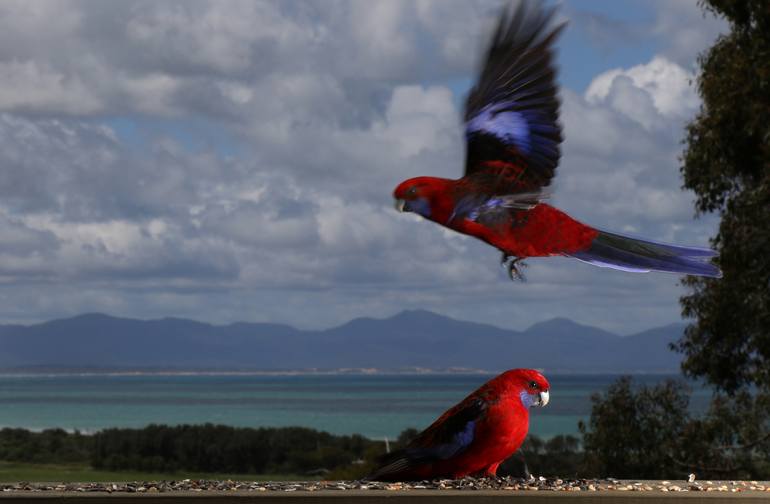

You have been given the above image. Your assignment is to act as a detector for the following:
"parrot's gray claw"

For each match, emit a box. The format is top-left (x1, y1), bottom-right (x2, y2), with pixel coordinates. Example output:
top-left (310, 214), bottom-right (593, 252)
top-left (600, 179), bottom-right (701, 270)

top-left (501, 254), bottom-right (527, 282)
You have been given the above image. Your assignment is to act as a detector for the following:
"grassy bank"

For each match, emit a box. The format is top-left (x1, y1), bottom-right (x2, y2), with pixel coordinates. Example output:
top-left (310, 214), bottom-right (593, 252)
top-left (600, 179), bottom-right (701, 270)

top-left (0, 461), bottom-right (307, 483)
top-left (0, 425), bottom-right (581, 482)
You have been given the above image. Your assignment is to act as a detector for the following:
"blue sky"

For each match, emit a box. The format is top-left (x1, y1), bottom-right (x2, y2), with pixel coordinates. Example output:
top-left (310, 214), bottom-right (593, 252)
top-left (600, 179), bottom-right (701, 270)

top-left (560, 1), bottom-right (658, 90)
top-left (0, 0), bottom-right (725, 334)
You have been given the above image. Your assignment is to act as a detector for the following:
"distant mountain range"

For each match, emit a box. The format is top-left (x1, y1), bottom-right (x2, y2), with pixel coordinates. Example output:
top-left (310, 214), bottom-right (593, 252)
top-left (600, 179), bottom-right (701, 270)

top-left (0, 310), bottom-right (686, 373)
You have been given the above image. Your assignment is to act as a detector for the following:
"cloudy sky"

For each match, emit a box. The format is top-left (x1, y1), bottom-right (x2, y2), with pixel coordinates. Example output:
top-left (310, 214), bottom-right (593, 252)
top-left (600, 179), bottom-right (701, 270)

top-left (0, 0), bottom-right (726, 334)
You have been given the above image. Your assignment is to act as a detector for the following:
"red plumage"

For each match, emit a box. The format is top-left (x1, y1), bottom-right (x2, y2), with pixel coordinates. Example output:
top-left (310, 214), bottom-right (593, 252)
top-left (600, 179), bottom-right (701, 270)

top-left (368, 369), bottom-right (550, 481)
top-left (392, 2), bottom-right (720, 280)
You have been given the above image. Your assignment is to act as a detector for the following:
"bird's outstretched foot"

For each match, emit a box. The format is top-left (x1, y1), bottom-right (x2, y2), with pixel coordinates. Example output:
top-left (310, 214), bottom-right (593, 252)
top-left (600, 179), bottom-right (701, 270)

top-left (501, 253), bottom-right (527, 282)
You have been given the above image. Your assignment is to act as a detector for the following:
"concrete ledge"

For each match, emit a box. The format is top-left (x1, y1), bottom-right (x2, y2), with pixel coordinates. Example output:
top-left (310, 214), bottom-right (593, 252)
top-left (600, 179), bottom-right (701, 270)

top-left (3, 480), bottom-right (769, 503)
top-left (2, 490), bottom-right (770, 503)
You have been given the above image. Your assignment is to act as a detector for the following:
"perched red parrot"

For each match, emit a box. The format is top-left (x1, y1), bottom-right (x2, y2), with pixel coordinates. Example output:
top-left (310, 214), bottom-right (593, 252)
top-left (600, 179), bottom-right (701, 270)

top-left (393, 3), bottom-right (721, 280)
top-left (368, 369), bottom-right (549, 481)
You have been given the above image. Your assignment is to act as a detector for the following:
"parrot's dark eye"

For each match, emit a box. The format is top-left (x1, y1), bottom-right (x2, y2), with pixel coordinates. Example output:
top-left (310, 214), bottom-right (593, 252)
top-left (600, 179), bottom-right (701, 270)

top-left (406, 186), bottom-right (418, 196)
top-left (529, 381), bottom-right (538, 390)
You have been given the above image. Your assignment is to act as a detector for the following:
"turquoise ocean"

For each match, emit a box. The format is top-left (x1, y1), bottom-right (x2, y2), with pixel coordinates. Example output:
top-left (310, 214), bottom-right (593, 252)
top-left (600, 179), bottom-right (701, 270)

top-left (0, 374), bottom-right (709, 440)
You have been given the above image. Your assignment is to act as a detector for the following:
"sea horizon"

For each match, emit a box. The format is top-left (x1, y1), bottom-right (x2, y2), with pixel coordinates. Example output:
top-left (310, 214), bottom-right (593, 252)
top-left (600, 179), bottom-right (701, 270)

top-left (0, 367), bottom-right (685, 377)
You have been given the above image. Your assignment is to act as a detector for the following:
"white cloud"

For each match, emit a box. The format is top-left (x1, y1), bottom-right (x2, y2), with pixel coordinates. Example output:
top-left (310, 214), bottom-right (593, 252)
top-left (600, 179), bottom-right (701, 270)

top-left (0, 0), bottom-right (498, 119)
top-left (557, 56), bottom-right (713, 251)
top-left (374, 85), bottom-right (458, 158)
top-left (0, 60), bottom-right (101, 114)
top-left (585, 56), bottom-right (698, 128)
top-left (0, 213), bottom-right (58, 258)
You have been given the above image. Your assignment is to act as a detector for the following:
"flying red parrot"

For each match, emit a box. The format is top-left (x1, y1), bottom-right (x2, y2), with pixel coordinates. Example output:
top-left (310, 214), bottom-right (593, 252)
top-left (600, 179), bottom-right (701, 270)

top-left (393, 3), bottom-right (721, 280)
top-left (368, 368), bottom-right (549, 481)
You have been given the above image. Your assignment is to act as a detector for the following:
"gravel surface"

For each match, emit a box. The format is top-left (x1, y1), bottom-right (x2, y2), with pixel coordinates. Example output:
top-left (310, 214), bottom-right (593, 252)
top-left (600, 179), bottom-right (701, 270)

top-left (2, 476), bottom-right (770, 494)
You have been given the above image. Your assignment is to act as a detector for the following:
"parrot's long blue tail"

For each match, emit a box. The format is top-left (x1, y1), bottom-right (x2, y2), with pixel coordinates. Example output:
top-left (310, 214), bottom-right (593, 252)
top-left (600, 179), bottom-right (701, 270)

top-left (567, 229), bottom-right (722, 278)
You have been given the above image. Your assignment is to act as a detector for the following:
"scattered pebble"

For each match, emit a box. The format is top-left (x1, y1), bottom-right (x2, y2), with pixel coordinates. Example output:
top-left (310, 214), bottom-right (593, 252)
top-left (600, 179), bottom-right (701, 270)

top-left (1, 477), bottom-right (768, 494)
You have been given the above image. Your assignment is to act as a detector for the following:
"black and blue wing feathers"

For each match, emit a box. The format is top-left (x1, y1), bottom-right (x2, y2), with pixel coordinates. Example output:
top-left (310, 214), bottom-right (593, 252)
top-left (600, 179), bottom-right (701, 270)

top-left (464, 1), bottom-right (565, 196)
top-left (366, 397), bottom-right (486, 481)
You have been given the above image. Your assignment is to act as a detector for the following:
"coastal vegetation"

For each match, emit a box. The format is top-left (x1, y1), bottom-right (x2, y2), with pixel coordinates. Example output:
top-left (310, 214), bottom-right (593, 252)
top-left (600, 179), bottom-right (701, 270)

top-left (0, 424), bottom-right (580, 482)
top-left (0, 461), bottom-right (291, 484)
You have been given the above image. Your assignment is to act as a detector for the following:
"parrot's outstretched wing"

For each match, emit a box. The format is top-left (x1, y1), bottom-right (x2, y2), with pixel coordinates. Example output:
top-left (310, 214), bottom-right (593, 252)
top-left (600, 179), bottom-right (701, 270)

top-left (463, 1), bottom-right (564, 201)
top-left (366, 395), bottom-right (488, 481)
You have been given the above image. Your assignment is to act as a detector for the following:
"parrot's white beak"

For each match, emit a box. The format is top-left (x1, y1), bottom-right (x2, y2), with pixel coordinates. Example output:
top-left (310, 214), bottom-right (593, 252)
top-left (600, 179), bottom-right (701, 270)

top-left (537, 390), bottom-right (549, 407)
top-left (394, 198), bottom-right (406, 212)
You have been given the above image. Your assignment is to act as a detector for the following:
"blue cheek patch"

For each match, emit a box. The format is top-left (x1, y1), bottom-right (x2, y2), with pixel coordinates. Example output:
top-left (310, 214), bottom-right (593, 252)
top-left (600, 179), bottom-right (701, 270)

top-left (407, 197), bottom-right (431, 218)
top-left (519, 390), bottom-right (536, 409)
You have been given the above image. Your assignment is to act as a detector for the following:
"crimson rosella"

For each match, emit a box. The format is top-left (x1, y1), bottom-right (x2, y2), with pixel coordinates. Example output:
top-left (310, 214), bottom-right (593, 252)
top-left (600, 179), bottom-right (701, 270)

top-left (368, 369), bottom-right (549, 481)
top-left (393, 2), bottom-right (720, 281)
